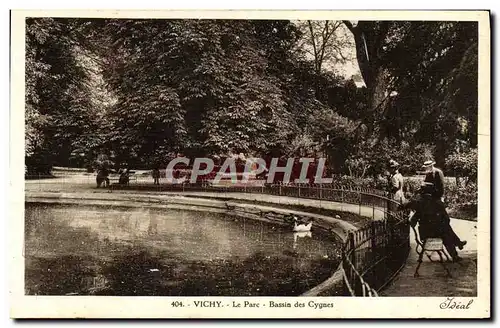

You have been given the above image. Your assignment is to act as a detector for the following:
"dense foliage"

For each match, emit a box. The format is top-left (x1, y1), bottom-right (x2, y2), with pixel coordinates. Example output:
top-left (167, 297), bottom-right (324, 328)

top-left (343, 21), bottom-right (478, 168)
top-left (25, 18), bottom-right (478, 181)
top-left (25, 18), bottom-right (109, 173)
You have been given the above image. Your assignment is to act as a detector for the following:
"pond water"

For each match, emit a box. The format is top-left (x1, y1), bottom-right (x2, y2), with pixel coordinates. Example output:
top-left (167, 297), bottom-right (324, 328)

top-left (25, 203), bottom-right (343, 296)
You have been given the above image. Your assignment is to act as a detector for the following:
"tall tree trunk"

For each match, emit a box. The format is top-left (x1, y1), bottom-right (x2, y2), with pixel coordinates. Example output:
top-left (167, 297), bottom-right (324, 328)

top-left (343, 21), bottom-right (392, 140)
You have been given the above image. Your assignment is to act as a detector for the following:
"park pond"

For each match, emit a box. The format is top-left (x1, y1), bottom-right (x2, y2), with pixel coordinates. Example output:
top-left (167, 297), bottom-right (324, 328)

top-left (25, 203), bottom-right (344, 296)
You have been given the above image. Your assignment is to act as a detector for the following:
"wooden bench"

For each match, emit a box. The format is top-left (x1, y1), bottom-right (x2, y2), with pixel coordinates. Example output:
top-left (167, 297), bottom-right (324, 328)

top-left (412, 225), bottom-right (452, 278)
top-left (109, 172), bottom-right (137, 185)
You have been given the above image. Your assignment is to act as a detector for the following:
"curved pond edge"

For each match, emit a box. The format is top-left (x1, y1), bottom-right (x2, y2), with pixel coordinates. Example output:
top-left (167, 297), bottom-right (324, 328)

top-left (26, 191), bottom-right (376, 296)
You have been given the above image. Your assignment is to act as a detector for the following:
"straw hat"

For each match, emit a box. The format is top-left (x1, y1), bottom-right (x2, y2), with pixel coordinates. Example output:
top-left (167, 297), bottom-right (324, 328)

top-left (422, 160), bottom-right (436, 168)
top-left (389, 159), bottom-right (400, 168)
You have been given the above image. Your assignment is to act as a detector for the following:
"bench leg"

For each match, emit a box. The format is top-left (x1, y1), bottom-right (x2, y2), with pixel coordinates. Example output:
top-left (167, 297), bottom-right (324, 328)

top-left (414, 240), bottom-right (426, 277)
top-left (438, 251), bottom-right (452, 278)
top-left (425, 251), bottom-right (434, 262)
top-left (443, 249), bottom-right (452, 262)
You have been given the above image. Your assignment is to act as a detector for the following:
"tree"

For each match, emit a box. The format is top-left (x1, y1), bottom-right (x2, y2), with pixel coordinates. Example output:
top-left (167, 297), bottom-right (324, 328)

top-left (87, 19), bottom-right (311, 164)
top-left (446, 147), bottom-right (477, 185)
top-left (25, 18), bottom-right (100, 173)
top-left (342, 21), bottom-right (391, 112)
top-left (295, 21), bottom-right (350, 75)
top-left (343, 20), bottom-right (478, 166)
top-left (24, 18), bottom-right (477, 178)
top-left (384, 21), bottom-right (478, 165)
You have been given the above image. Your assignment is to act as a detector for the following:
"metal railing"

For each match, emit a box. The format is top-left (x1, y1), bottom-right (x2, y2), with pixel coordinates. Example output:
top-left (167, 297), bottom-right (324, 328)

top-left (25, 174), bottom-right (410, 295)
top-left (341, 205), bottom-right (410, 296)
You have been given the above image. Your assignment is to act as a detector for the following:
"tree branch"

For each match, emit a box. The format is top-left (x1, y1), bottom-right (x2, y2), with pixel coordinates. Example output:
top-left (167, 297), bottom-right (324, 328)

top-left (342, 20), bottom-right (356, 34)
top-left (331, 21), bottom-right (342, 32)
top-left (308, 20), bottom-right (319, 73)
top-left (316, 21), bottom-right (330, 73)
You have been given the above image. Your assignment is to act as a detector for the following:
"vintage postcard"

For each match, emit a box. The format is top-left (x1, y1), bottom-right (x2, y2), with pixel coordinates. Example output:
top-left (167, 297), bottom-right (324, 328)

top-left (10, 9), bottom-right (490, 319)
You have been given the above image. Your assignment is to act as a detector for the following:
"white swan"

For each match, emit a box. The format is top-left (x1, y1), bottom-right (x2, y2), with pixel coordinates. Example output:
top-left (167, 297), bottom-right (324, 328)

top-left (292, 216), bottom-right (313, 232)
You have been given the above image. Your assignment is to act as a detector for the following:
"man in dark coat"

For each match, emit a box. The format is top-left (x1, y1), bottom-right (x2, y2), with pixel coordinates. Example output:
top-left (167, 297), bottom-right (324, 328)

top-left (401, 182), bottom-right (467, 262)
top-left (422, 160), bottom-right (445, 200)
top-left (152, 165), bottom-right (160, 185)
top-left (96, 161), bottom-right (111, 188)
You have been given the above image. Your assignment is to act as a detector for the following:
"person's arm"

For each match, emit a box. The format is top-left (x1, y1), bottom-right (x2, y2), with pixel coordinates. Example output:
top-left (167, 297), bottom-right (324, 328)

top-left (390, 174), bottom-right (400, 193)
top-left (409, 210), bottom-right (419, 227)
top-left (435, 170), bottom-right (445, 198)
top-left (399, 196), bottom-right (419, 225)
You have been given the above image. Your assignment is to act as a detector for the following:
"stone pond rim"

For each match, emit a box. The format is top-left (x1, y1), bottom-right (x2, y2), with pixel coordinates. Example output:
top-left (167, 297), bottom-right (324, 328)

top-left (25, 190), bottom-right (377, 296)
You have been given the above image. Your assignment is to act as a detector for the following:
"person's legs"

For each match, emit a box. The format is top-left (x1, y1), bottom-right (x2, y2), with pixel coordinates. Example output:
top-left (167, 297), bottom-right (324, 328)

top-left (436, 198), bottom-right (467, 250)
top-left (442, 223), bottom-right (467, 250)
top-left (444, 224), bottom-right (462, 245)
top-left (442, 233), bottom-right (459, 259)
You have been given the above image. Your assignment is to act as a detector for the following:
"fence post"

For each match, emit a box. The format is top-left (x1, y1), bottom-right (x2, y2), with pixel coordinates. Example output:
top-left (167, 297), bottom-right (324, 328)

top-left (359, 191), bottom-right (362, 216)
top-left (349, 231), bottom-right (357, 295)
top-left (319, 184), bottom-right (323, 199)
top-left (349, 231), bottom-right (355, 265)
top-left (298, 184), bottom-right (301, 198)
top-left (371, 221), bottom-right (376, 250)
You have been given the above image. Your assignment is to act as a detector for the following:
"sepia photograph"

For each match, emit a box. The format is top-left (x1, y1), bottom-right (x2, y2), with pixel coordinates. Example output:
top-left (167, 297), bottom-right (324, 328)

top-left (10, 9), bottom-right (490, 318)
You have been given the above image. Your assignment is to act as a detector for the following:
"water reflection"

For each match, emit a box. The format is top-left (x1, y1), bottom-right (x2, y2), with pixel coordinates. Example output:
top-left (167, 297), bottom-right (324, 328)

top-left (148, 216), bottom-right (158, 236)
top-left (293, 231), bottom-right (312, 250)
top-left (25, 203), bottom-right (343, 296)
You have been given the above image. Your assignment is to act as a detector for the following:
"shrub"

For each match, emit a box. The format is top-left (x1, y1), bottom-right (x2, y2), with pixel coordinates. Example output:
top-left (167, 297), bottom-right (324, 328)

top-left (344, 140), bottom-right (436, 178)
top-left (445, 181), bottom-right (478, 212)
top-left (332, 174), bottom-right (477, 219)
top-left (333, 175), bottom-right (388, 190)
top-left (445, 147), bottom-right (477, 184)
top-left (25, 154), bottom-right (53, 176)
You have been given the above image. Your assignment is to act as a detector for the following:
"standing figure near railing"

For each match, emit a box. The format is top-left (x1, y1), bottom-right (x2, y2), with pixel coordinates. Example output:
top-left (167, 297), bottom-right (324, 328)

top-left (388, 160), bottom-right (406, 203)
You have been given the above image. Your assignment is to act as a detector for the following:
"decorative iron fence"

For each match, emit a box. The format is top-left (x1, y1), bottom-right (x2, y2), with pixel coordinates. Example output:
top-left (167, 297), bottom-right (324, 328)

top-left (341, 206), bottom-right (410, 296)
top-left (26, 174), bottom-right (410, 295)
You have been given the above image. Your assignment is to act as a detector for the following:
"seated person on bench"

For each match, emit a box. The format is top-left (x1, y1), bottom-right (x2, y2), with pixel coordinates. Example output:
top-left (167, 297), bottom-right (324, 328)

top-left (96, 167), bottom-right (110, 188)
top-left (118, 164), bottom-right (130, 185)
top-left (400, 182), bottom-right (467, 262)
